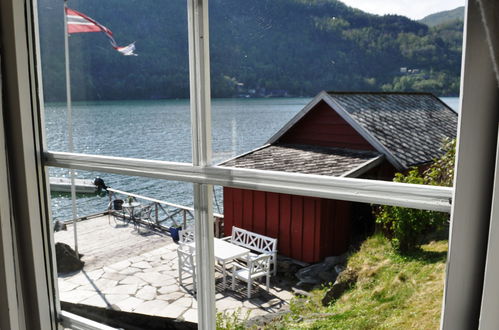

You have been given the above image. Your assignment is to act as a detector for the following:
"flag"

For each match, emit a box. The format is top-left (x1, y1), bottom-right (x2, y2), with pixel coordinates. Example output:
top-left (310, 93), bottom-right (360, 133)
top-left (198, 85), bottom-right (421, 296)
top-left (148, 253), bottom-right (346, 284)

top-left (65, 7), bottom-right (137, 56)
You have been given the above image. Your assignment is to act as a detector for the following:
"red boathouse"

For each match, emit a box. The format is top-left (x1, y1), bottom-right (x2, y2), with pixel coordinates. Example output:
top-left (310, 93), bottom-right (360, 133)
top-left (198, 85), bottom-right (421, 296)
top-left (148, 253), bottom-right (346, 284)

top-left (220, 91), bottom-right (458, 263)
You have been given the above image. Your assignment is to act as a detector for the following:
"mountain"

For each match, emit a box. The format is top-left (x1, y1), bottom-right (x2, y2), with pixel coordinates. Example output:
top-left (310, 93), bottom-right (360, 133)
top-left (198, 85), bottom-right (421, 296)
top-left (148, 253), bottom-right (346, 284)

top-left (419, 6), bottom-right (465, 27)
top-left (37, 0), bottom-right (463, 101)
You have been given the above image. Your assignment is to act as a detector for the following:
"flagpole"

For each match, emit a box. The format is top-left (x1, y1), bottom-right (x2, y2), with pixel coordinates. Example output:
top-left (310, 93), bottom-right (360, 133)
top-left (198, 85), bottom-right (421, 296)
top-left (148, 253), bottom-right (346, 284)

top-left (64, 0), bottom-right (79, 257)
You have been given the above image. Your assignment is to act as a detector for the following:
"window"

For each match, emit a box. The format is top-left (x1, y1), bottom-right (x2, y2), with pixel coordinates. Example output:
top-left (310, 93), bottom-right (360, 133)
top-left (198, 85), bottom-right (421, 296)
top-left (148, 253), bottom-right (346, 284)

top-left (0, 0), bottom-right (498, 329)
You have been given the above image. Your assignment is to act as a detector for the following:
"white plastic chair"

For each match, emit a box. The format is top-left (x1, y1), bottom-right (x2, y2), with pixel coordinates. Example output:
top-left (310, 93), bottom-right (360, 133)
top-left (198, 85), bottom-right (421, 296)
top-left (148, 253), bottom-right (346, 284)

top-left (179, 228), bottom-right (195, 243)
top-left (223, 226), bottom-right (278, 275)
top-left (231, 253), bottom-right (271, 299)
top-left (177, 243), bottom-right (196, 292)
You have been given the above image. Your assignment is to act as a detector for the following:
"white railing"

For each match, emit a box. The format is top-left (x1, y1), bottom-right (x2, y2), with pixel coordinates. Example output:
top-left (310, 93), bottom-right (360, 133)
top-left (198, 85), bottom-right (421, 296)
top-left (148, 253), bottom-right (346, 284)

top-left (106, 188), bottom-right (224, 236)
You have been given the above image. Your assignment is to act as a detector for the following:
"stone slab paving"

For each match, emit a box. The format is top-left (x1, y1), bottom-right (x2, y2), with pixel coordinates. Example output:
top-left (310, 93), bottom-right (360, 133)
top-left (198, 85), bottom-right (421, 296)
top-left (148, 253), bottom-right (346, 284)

top-left (57, 218), bottom-right (294, 324)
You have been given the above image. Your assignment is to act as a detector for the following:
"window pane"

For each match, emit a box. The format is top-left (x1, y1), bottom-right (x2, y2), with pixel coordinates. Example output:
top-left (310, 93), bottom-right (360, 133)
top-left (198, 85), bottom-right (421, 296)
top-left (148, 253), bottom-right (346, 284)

top-left (50, 170), bottom-right (200, 326)
top-left (209, 0), bottom-right (462, 326)
top-left (219, 198), bottom-right (449, 328)
top-left (38, 1), bottom-right (192, 162)
top-left (34, 0), bottom-right (465, 327)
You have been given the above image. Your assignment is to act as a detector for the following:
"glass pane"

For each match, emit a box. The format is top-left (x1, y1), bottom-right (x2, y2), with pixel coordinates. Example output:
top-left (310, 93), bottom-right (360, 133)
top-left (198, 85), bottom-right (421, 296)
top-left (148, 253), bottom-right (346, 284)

top-left (38, 1), bottom-right (192, 162)
top-left (209, 0), bottom-right (462, 326)
top-left (49, 170), bottom-right (200, 326)
top-left (218, 197), bottom-right (449, 328)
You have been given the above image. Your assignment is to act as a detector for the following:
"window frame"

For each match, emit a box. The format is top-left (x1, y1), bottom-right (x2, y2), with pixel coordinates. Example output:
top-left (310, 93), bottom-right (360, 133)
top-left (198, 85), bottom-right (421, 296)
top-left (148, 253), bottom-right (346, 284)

top-left (0, 0), bottom-right (59, 328)
top-left (1, 0), bottom-right (497, 329)
top-left (477, 128), bottom-right (499, 328)
top-left (44, 151), bottom-right (453, 212)
top-left (440, 1), bottom-right (499, 327)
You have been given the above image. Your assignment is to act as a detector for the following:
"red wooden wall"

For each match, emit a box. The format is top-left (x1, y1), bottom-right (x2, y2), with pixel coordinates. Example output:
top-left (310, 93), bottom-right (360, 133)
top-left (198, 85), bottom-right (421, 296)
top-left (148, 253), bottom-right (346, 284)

top-left (279, 100), bottom-right (374, 151)
top-left (223, 187), bottom-right (351, 263)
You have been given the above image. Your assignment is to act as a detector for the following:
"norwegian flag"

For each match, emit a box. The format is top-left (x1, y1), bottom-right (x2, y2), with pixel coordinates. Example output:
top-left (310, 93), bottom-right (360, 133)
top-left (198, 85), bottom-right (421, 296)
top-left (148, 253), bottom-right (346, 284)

top-left (65, 7), bottom-right (137, 56)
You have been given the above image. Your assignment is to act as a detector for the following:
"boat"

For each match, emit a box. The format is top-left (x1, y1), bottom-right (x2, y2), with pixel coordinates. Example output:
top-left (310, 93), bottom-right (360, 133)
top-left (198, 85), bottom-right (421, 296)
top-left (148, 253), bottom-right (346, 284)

top-left (49, 177), bottom-right (97, 194)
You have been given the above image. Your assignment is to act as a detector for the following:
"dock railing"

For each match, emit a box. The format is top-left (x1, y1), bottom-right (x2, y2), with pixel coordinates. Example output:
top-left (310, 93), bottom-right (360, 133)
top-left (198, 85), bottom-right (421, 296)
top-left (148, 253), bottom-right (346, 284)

top-left (106, 188), bottom-right (224, 237)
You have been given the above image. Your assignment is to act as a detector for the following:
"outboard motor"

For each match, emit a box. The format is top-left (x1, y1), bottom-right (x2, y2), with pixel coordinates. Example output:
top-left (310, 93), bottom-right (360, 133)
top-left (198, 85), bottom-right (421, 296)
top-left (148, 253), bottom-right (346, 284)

top-left (93, 177), bottom-right (108, 194)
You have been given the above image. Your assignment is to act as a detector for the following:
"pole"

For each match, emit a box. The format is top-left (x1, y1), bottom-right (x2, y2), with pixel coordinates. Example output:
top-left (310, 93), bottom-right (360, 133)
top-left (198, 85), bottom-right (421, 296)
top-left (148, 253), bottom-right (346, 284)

top-left (63, 0), bottom-right (79, 256)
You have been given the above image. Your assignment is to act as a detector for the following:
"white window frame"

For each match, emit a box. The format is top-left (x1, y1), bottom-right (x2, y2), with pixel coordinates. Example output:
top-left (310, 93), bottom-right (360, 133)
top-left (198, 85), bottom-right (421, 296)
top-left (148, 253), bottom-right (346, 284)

top-left (478, 127), bottom-right (499, 329)
top-left (1, 0), bottom-right (498, 329)
top-left (440, 1), bottom-right (499, 328)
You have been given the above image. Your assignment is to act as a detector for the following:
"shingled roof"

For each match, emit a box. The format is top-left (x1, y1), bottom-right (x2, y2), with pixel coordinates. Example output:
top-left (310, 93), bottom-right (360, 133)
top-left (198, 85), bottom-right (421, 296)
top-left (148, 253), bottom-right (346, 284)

top-left (221, 143), bottom-right (383, 177)
top-left (221, 91), bottom-right (457, 176)
top-left (327, 92), bottom-right (458, 169)
top-left (267, 91), bottom-right (458, 170)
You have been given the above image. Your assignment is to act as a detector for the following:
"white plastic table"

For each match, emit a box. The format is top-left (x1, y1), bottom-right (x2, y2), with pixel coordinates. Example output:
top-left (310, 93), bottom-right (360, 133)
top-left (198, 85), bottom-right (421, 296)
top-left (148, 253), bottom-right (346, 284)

top-left (187, 238), bottom-right (249, 289)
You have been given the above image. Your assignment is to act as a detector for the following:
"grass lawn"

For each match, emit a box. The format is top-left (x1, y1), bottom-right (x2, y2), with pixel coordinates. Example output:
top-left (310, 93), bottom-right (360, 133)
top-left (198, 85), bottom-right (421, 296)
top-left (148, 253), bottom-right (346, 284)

top-left (267, 235), bottom-right (448, 329)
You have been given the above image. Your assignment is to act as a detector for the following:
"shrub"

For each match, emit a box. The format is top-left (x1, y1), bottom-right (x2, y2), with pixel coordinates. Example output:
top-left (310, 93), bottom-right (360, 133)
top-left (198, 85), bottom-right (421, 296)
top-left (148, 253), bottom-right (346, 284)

top-left (375, 139), bottom-right (455, 253)
top-left (216, 309), bottom-right (250, 330)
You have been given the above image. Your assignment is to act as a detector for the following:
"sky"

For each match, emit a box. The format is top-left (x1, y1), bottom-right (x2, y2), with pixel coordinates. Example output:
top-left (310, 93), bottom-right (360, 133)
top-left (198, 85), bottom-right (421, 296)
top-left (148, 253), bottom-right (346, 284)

top-left (339, 0), bottom-right (465, 20)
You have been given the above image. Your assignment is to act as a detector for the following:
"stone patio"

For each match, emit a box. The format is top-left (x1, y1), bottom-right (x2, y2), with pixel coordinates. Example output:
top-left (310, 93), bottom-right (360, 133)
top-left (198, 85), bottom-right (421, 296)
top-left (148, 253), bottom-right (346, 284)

top-left (55, 216), bottom-right (294, 324)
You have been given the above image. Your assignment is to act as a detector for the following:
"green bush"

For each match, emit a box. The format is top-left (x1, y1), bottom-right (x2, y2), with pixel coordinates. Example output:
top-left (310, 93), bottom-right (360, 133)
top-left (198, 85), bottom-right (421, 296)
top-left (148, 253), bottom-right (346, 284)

top-left (375, 139), bottom-right (455, 253)
top-left (216, 309), bottom-right (250, 330)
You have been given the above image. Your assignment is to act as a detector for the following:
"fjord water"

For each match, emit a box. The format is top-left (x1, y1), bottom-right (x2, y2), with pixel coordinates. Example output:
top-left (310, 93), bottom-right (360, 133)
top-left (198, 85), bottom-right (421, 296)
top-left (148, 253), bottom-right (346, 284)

top-left (47, 98), bottom-right (310, 221)
top-left (47, 97), bottom-right (459, 221)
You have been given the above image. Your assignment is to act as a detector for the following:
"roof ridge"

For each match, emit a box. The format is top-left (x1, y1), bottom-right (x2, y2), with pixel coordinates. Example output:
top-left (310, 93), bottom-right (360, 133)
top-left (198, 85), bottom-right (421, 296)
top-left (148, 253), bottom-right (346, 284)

top-left (327, 91), bottom-right (436, 96)
top-left (274, 143), bottom-right (381, 156)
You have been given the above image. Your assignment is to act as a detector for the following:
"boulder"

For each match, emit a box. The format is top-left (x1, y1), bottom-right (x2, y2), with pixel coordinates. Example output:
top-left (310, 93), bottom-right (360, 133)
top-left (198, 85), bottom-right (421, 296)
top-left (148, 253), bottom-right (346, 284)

top-left (324, 254), bottom-right (347, 266)
top-left (277, 257), bottom-right (306, 279)
top-left (292, 288), bottom-right (313, 297)
top-left (321, 268), bottom-right (358, 306)
top-left (55, 242), bottom-right (84, 274)
top-left (277, 259), bottom-right (293, 272)
top-left (334, 264), bottom-right (345, 274)
top-left (246, 310), bottom-right (289, 328)
top-left (295, 262), bottom-right (335, 286)
top-left (318, 271), bottom-right (337, 284)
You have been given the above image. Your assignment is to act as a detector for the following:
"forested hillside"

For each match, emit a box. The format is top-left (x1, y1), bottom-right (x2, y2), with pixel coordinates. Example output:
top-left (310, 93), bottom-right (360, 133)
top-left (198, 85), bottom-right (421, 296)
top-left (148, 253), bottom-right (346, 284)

top-left (419, 6), bottom-right (464, 27)
top-left (38, 0), bottom-right (463, 101)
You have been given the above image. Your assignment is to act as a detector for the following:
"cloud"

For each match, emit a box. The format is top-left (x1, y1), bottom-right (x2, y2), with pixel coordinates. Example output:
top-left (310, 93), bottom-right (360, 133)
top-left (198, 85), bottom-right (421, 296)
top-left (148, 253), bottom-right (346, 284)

top-left (340, 0), bottom-right (465, 20)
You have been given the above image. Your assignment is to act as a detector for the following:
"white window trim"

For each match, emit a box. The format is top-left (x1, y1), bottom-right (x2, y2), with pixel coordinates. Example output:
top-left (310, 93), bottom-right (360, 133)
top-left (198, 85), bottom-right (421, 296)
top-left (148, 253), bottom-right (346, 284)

top-left (478, 126), bottom-right (499, 328)
top-left (441, 1), bottom-right (499, 328)
top-left (59, 311), bottom-right (119, 330)
top-left (1, 0), bottom-right (497, 329)
top-left (0, 0), bottom-right (59, 328)
top-left (0, 63), bottom-right (23, 330)
top-left (187, 0), bottom-right (216, 327)
top-left (44, 151), bottom-right (453, 212)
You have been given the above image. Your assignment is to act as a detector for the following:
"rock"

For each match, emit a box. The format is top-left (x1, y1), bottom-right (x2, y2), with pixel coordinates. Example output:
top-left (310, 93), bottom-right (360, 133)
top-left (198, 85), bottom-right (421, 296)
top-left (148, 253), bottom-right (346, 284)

top-left (295, 262), bottom-right (334, 285)
top-left (277, 257), bottom-right (306, 277)
top-left (294, 281), bottom-right (315, 291)
top-left (334, 264), bottom-right (345, 274)
top-left (292, 288), bottom-right (313, 297)
top-left (245, 310), bottom-right (289, 328)
top-left (318, 271), bottom-right (337, 283)
top-left (55, 242), bottom-right (84, 274)
top-left (324, 254), bottom-right (347, 266)
top-left (321, 268), bottom-right (358, 307)
top-left (277, 259), bottom-right (293, 272)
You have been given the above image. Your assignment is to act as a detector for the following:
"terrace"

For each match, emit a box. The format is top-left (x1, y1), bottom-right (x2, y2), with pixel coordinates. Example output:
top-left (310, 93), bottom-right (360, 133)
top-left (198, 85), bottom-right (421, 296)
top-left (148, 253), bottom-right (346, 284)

top-left (54, 213), bottom-right (294, 326)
